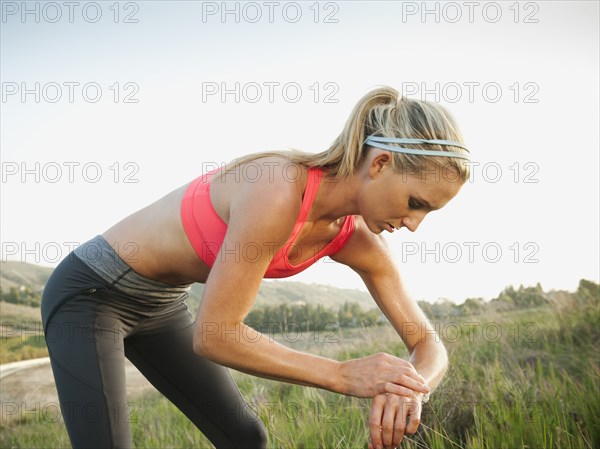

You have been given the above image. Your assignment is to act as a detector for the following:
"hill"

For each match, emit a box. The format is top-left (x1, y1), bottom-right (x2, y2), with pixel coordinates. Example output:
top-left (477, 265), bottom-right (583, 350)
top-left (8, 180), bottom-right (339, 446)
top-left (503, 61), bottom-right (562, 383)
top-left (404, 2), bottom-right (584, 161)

top-left (0, 261), bottom-right (54, 291)
top-left (0, 261), bottom-right (375, 311)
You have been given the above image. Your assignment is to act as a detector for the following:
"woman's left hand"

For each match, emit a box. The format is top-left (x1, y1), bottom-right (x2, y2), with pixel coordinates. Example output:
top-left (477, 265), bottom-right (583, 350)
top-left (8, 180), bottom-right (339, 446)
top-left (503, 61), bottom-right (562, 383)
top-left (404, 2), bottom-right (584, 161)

top-left (367, 391), bottom-right (424, 449)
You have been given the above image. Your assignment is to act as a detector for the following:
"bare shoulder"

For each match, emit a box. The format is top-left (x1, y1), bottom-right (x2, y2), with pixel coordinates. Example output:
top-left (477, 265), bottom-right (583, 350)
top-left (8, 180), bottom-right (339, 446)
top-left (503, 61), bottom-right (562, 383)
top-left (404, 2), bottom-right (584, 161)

top-left (211, 156), bottom-right (304, 220)
top-left (196, 157), bottom-right (308, 326)
top-left (330, 215), bottom-right (393, 277)
top-left (225, 156), bottom-right (306, 243)
top-left (226, 155), bottom-right (305, 208)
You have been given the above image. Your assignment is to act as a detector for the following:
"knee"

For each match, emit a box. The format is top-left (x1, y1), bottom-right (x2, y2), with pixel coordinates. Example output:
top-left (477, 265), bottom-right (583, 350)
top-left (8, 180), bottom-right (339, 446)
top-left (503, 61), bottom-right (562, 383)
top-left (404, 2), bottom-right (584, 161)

top-left (238, 417), bottom-right (268, 449)
top-left (253, 421), bottom-right (269, 449)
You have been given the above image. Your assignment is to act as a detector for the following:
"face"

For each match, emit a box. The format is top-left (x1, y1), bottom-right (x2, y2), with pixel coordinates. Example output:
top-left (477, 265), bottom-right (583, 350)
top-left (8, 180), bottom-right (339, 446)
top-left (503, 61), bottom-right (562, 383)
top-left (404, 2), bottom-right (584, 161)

top-left (359, 150), bottom-right (464, 234)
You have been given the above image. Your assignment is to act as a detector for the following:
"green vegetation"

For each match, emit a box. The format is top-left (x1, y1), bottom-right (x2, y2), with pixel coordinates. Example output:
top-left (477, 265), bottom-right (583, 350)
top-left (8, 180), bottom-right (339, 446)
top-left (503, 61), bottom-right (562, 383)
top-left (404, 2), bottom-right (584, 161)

top-left (1, 280), bottom-right (598, 448)
top-left (0, 302), bottom-right (46, 363)
top-left (0, 261), bottom-right (53, 291)
top-left (1, 334), bottom-right (48, 364)
top-left (1, 285), bottom-right (42, 308)
top-left (244, 301), bottom-right (383, 334)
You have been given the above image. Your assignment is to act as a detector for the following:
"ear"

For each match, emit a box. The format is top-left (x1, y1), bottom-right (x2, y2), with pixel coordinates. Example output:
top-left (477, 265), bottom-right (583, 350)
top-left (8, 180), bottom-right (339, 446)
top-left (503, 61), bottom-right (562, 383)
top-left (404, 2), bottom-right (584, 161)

top-left (370, 151), bottom-right (392, 176)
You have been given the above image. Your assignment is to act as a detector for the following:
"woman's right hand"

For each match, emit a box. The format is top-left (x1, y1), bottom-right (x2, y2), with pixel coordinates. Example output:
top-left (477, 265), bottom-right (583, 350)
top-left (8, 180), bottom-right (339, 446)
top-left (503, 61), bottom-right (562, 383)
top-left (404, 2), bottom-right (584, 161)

top-left (337, 352), bottom-right (430, 398)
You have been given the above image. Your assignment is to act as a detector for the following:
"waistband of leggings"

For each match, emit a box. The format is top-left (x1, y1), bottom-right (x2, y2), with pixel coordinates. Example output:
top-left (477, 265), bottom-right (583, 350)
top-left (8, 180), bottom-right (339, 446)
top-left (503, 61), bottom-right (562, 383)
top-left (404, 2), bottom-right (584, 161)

top-left (73, 235), bottom-right (192, 298)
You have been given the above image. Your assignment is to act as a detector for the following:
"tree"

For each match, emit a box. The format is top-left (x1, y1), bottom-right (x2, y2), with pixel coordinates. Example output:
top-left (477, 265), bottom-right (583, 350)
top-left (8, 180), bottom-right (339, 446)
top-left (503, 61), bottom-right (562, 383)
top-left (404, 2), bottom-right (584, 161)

top-left (576, 279), bottom-right (599, 303)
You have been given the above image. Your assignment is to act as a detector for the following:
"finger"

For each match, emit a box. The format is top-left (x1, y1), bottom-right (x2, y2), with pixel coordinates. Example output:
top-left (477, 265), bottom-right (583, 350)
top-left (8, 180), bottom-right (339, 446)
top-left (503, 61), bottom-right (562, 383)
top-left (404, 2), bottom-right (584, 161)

top-left (381, 356), bottom-right (430, 393)
top-left (390, 357), bottom-right (428, 384)
top-left (383, 382), bottom-right (416, 397)
top-left (392, 404), bottom-right (407, 447)
top-left (369, 395), bottom-right (386, 449)
top-left (393, 374), bottom-right (430, 395)
top-left (381, 395), bottom-right (397, 448)
top-left (404, 399), bottom-right (422, 434)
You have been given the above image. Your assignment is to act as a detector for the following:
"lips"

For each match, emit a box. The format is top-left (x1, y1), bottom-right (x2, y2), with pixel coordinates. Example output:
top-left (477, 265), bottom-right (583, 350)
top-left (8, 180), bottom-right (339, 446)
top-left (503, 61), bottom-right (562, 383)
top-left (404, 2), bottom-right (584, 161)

top-left (386, 222), bottom-right (395, 233)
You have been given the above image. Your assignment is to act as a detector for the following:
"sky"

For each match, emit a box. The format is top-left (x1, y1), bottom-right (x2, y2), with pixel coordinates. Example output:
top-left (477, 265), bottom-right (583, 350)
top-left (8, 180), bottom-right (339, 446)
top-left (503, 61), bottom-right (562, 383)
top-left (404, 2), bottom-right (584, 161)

top-left (1, 1), bottom-right (598, 304)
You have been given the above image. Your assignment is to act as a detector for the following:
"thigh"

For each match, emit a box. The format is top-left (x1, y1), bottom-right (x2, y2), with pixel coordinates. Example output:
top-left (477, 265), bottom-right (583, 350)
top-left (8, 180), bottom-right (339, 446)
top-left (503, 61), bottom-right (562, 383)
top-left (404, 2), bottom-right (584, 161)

top-left (45, 291), bottom-right (133, 449)
top-left (124, 319), bottom-right (268, 449)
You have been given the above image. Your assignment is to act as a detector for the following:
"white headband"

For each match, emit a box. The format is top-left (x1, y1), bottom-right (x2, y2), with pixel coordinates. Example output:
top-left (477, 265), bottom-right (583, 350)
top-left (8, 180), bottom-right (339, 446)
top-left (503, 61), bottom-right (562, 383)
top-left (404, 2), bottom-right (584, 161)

top-left (364, 135), bottom-right (470, 160)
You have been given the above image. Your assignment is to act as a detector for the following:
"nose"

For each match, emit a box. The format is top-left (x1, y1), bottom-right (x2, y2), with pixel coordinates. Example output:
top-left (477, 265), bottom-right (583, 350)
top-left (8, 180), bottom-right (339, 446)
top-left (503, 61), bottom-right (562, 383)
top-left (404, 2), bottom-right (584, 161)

top-left (401, 213), bottom-right (427, 232)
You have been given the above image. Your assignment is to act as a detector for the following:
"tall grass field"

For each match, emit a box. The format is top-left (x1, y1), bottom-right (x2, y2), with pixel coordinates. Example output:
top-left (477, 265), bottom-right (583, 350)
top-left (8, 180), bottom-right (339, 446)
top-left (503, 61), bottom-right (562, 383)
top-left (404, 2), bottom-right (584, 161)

top-left (1, 286), bottom-right (598, 449)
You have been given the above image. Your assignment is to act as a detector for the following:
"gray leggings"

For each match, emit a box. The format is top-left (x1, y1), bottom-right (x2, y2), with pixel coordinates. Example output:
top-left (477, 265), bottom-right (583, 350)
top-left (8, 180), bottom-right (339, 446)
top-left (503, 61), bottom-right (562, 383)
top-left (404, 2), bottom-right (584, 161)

top-left (40, 236), bottom-right (267, 449)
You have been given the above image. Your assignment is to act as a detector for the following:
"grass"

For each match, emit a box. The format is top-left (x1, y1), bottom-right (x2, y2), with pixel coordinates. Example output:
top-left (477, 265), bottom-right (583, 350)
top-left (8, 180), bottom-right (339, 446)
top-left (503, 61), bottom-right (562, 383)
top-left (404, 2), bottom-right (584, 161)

top-left (1, 296), bottom-right (598, 449)
top-left (0, 334), bottom-right (48, 364)
top-left (0, 301), bottom-right (47, 363)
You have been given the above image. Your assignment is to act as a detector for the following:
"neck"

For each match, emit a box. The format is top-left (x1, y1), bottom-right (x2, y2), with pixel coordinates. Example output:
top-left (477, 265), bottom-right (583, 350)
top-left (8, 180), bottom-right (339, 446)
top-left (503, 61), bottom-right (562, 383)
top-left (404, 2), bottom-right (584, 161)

top-left (310, 169), bottom-right (360, 223)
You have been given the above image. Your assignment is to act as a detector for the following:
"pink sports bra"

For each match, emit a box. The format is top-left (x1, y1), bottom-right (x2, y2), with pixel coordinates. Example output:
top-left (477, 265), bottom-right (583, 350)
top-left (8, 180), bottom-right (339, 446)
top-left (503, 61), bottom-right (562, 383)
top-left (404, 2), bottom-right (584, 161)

top-left (180, 165), bottom-right (356, 278)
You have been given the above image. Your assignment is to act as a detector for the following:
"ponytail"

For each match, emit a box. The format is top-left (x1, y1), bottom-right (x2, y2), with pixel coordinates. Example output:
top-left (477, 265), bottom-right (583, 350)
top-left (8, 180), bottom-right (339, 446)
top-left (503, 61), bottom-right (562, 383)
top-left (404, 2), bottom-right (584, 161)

top-left (213, 85), bottom-right (469, 183)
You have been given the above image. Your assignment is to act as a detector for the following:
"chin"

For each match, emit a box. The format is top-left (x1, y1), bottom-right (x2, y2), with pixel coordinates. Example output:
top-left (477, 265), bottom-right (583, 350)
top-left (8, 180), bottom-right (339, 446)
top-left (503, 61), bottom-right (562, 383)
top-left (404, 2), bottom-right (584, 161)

top-left (367, 220), bottom-right (383, 234)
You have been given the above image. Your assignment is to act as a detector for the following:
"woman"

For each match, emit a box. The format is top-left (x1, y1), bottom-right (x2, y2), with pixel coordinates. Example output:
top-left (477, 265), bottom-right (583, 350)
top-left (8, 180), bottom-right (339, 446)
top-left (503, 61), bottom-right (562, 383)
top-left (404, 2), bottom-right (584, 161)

top-left (41, 85), bottom-right (470, 449)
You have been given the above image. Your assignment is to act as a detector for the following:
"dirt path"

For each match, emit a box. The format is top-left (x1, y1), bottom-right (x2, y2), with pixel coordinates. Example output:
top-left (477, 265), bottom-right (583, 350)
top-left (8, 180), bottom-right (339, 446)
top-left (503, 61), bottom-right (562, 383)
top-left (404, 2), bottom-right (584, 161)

top-left (0, 357), bottom-right (157, 422)
top-left (0, 357), bottom-right (52, 379)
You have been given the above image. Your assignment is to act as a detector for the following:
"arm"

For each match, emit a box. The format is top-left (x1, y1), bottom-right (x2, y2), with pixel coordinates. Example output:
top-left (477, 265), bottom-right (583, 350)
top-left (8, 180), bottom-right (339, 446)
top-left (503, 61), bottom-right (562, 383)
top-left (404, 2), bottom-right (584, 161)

top-left (332, 220), bottom-right (449, 390)
top-left (361, 264), bottom-right (448, 448)
top-left (192, 167), bottom-right (338, 391)
top-left (331, 220), bottom-right (448, 447)
top-left (192, 163), bottom-right (429, 398)
top-left (359, 264), bottom-right (449, 392)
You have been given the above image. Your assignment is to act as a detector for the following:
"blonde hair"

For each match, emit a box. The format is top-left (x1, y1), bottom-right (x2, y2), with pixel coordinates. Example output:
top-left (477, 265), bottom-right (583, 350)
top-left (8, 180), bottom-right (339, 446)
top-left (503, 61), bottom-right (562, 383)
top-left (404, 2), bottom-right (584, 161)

top-left (213, 85), bottom-right (470, 183)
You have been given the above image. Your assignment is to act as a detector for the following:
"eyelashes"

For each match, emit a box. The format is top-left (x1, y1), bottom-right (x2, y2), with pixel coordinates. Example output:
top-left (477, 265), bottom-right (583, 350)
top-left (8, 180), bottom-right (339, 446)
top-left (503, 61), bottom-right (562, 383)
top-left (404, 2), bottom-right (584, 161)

top-left (408, 198), bottom-right (422, 210)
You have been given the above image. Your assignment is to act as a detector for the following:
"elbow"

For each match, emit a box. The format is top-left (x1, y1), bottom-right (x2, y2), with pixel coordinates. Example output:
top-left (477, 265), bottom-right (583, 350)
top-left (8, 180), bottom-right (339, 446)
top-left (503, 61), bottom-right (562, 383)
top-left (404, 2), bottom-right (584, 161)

top-left (441, 350), bottom-right (450, 373)
top-left (431, 332), bottom-right (449, 365)
top-left (436, 341), bottom-right (450, 368)
top-left (414, 339), bottom-right (449, 371)
top-left (439, 341), bottom-right (449, 362)
top-left (193, 338), bottom-right (223, 362)
top-left (437, 344), bottom-right (450, 379)
top-left (193, 319), bottom-right (247, 360)
top-left (192, 317), bottom-right (222, 357)
top-left (193, 327), bottom-right (220, 359)
top-left (193, 339), bottom-right (212, 358)
top-left (192, 320), bottom-right (237, 361)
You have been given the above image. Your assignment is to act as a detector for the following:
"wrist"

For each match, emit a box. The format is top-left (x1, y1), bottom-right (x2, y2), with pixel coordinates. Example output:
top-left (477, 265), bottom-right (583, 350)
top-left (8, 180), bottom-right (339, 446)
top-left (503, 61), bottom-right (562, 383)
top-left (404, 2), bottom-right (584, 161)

top-left (330, 360), bottom-right (347, 394)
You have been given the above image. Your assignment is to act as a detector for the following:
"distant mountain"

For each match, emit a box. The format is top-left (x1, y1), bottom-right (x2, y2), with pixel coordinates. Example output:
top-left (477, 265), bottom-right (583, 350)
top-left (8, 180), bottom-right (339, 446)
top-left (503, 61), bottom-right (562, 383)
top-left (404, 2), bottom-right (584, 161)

top-left (0, 262), bottom-right (53, 291)
top-left (187, 280), bottom-right (374, 312)
top-left (0, 261), bottom-right (375, 311)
